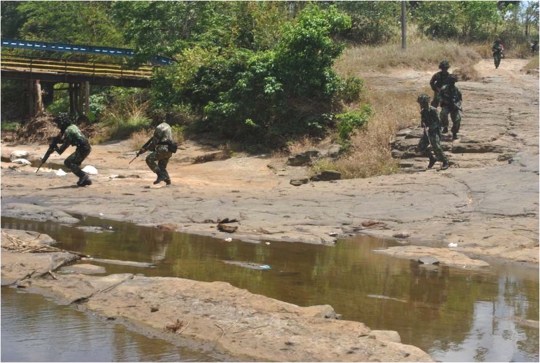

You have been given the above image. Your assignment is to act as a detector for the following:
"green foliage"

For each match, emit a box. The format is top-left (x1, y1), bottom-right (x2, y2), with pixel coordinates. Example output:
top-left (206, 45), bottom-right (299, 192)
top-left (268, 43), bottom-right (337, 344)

top-left (335, 2), bottom-right (401, 44)
top-left (338, 76), bottom-right (364, 103)
top-left (336, 105), bottom-right (372, 142)
top-left (99, 89), bottom-right (151, 140)
top-left (1, 121), bottom-right (20, 131)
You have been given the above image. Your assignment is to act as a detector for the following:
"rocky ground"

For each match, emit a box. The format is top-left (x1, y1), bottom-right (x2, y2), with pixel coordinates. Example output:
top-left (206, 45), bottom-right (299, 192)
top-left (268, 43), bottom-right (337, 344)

top-left (1, 59), bottom-right (538, 361)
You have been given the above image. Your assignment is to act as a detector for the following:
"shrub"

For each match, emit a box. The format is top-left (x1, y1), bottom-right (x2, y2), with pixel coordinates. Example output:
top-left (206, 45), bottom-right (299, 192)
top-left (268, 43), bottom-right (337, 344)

top-left (335, 105), bottom-right (372, 141)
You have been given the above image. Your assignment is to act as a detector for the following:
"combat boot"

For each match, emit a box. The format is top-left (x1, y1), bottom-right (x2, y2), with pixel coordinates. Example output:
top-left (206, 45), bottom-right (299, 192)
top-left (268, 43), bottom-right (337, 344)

top-left (442, 127), bottom-right (448, 134)
top-left (163, 170), bottom-right (171, 185)
top-left (153, 170), bottom-right (166, 185)
top-left (427, 155), bottom-right (437, 169)
top-left (77, 173), bottom-right (92, 187)
top-left (452, 133), bottom-right (459, 140)
top-left (440, 161), bottom-right (449, 171)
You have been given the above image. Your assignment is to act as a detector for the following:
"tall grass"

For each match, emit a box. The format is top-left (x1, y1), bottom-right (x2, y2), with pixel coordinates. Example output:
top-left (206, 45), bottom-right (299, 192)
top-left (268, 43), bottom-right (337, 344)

top-left (99, 94), bottom-right (151, 140)
top-left (320, 35), bottom-right (483, 179)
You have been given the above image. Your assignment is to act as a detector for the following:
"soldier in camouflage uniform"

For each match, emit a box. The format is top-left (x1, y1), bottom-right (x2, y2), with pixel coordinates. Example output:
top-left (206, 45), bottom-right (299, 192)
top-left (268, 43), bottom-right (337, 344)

top-left (439, 74), bottom-right (462, 140)
top-left (53, 113), bottom-right (93, 186)
top-left (417, 94), bottom-right (449, 171)
top-left (492, 40), bottom-right (504, 69)
top-left (429, 60), bottom-right (451, 108)
top-left (138, 121), bottom-right (176, 185)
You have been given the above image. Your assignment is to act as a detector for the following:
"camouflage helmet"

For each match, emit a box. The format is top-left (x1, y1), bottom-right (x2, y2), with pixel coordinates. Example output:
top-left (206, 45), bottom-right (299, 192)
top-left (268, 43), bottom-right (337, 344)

top-left (53, 113), bottom-right (73, 128)
top-left (417, 94), bottom-right (431, 104)
top-left (439, 60), bottom-right (450, 69)
top-left (448, 74), bottom-right (458, 83)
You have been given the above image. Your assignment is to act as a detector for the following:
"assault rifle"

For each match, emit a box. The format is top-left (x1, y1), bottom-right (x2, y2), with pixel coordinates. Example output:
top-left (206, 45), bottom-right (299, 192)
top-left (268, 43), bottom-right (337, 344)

top-left (129, 138), bottom-right (152, 164)
top-left (36, 133), bottom-right (63, 173)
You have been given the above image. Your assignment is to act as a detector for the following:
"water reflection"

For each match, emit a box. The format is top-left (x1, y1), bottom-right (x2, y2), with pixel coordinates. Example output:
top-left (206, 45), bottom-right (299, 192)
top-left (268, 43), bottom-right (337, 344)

top-left (2, 216), bottom-right (538, 362)
top-left (1, 287), bottom-right (219, 362)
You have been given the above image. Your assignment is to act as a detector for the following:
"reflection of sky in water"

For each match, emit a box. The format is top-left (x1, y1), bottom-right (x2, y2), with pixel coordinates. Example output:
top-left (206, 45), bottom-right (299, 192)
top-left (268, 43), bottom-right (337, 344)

top-left (1, 288), bottom-right (216, 362)
top-left (1, 216), bottom-right (538, 362)
top-left (431, 274), bottom-right (538, 362)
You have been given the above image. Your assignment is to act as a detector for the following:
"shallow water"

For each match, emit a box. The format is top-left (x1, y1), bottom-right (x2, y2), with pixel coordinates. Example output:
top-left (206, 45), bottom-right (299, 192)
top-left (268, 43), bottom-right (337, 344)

top-left (1, 287), bottom-right (222, 362)
top-left (2, 216), bottom-right (538, 362)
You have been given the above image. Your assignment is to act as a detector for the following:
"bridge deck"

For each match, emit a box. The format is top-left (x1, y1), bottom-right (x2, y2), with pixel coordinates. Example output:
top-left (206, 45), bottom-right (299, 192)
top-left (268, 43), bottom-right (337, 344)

top-left (1, 56), bottom-right (152, 88)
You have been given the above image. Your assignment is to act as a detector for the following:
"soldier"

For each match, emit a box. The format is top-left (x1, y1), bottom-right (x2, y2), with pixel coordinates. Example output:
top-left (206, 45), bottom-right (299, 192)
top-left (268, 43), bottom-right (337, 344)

top-left (492, 39), bottom-right (504, 69)
top-left (429, 60), bottom-right (451, 108)
top-left (531, 40), bottom-right (538, 54)
top-left (439, 74), bottom-right (462, 140)
top-left (52, 113), bottom-right (93, 186)
top-left (138, 121), bottom-right (177, 185)
top-left (417, 94), bottom-right (449, 171)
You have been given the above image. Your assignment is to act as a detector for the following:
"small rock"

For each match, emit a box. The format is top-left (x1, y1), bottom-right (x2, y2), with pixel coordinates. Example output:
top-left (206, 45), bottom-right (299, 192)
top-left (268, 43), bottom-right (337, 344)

top-left (82, 165), bottom-right (98, 175)
top-left (290, 178), bottom-right (309, 186)
top-left (11, 158), bottom-right (31, 165)
top-left (10, 150), bottom-right (29, 160)
top-left (393, 231), bottom-right (411, 239)
top-left (418, 256), bottom-right (440, 265)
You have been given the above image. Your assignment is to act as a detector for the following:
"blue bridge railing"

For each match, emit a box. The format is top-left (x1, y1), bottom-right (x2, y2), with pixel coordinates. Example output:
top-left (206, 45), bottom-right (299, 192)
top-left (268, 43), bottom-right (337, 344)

top-left (1, 38), bottom-right (174, 65)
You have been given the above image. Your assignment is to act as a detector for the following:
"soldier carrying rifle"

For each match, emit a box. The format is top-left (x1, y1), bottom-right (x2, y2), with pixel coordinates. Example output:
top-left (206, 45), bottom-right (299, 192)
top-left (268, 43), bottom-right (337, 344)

top-left (439, 74), bottom-right (463, 140)
top-left (38, 113), bottom-right (93, 186)
top-left (417, 94), bottom-right (449, 171)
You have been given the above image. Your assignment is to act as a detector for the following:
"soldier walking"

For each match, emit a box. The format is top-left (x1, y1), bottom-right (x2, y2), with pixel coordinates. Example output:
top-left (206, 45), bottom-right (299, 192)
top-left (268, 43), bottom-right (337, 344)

top-left (137, 121), bottom-right (177, 185)
top-left (429, 60), bottom-right (451, 108)
top-left (417, 94), bottom-right (449, 171)
top-left (492, 39), bottom-right (504, 69)
top-left (52, 113), bottom-right (93, 186)
top-left (439, 74), bottom-right (463, 140)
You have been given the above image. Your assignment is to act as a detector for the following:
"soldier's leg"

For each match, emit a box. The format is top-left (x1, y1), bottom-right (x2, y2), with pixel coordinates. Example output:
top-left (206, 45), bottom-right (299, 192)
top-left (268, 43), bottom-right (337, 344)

top-left (440, 107), bottom-right (450, 133)
top-left (65, 149), bottom-right (92, 186)
top-left (451, 111), bottom-right (461, 139)
top-left (157, 154), bottom-right (172, 185)
top-left (429, 133), bottom-right (449, 170)
top-left (418, 134), bottom-right (436, 168)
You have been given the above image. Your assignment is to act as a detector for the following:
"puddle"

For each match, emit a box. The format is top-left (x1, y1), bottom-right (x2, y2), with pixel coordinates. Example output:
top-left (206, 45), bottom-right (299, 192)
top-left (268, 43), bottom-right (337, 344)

top-left (2, 216), bottom-right (538, 362)
top-left (1, 287), bottom-right (227, 362)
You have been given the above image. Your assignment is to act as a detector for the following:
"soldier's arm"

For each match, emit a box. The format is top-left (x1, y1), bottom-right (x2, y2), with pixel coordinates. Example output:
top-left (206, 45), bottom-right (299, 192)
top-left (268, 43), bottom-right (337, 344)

top-left (56, 134), bottom-right (70, 155)
top-left (429, 73), bottom-right (438, 91)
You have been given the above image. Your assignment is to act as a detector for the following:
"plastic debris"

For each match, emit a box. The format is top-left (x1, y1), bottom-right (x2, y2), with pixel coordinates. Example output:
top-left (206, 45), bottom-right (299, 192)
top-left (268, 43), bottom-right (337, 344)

top-left (224, 237), bottom-right (232, 242)
top-left (10, 150), bottom-right (29, 160)
top-left (55, 169), bottom-right (67, 176)
top-left (82, 165), bottom-right (98, 175)
top-left (109, 174), bottom-right (119, 179)
top-left (265, 242), bottom-right (271, 245)
top-left (448, 243), bottom-right (458, 248)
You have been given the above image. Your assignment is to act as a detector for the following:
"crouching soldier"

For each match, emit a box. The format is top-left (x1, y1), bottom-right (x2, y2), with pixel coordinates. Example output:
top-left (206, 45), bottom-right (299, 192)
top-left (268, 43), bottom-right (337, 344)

top-left (52, 113), bottom-right (93, 186)
top-left (417, 94), bottom-right (449, 171)
top-left (138, 121), bottom-right (177, 185)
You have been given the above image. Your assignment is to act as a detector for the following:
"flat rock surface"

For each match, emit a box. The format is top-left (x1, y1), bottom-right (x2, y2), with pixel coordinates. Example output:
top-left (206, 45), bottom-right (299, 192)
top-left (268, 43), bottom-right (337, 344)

top-left (1, 59), bottom-right (538, 361)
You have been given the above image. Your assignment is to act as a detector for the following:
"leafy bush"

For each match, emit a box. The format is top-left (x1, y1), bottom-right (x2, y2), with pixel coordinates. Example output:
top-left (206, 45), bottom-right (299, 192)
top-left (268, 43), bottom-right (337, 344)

top-left (335, 105), bottom-right (372, 142)
top-left (338, 76), bottom-right (364, 103)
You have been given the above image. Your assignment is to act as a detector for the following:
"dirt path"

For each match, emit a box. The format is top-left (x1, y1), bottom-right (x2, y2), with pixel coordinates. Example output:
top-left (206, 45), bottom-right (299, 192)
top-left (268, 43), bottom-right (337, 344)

top-left (1, 58), bottom-right (537, 361)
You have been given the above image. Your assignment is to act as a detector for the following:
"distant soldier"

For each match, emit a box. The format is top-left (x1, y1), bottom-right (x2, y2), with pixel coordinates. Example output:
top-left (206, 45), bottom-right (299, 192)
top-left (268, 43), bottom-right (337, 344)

top-left (417, 94), bottom-right (449, 171)
top-left (138, 121), bottom-right (177, 185)
top-left (52, 113), bottom-right (93, 186)
top-left (531, 40), bottom-right (538, 54)
top-left (429, 60), bottom-right (451, 108)
top-left (492, 40), bottom-right (504, 69)
top-left (439, 74), bottom-right (462, 140)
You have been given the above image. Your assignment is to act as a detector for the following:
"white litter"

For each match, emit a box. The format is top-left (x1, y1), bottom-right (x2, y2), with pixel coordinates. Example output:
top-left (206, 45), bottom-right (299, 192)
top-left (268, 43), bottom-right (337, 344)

top-left (265, 242), bottom-right (271, 245)
top-left (11, 158), bottom-right (31, 165)
top-left (82, 165), bottom-right (98, 175)
top-left (109, 174), bottom-right (119, 179)
top-left (224, 237), bottom-right (232, 242)
top-left (55, 169), bottom-right (67, 176)
top-left (448, 243), bottom-right (458, 248)
top-left (10, 151), bottom-right (29, 160)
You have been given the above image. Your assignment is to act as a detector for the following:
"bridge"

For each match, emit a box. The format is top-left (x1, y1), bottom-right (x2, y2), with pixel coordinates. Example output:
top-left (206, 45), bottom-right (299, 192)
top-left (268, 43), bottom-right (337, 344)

top-left (1, 38), bottom-right (172, 118)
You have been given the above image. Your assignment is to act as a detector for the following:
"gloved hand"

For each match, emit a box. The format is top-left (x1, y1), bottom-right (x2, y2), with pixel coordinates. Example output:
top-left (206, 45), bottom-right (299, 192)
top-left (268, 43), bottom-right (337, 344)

top-left (138, 148), bottom-right (146, 156)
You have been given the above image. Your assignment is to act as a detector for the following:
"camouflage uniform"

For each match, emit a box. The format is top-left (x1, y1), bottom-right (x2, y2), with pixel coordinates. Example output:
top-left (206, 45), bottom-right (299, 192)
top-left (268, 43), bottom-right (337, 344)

top-left (492, 41), bottom-right (503, 69)
top-left (141, 122), bottom-right (175, 185)
top-left (55, 116), bottom-right (92, 186)
top-left (429, 61), bottom-right (450, 108)
top-left (439, 78), bottom-right (462, 140)
top-left (417, 94), bottom-right (449, 170)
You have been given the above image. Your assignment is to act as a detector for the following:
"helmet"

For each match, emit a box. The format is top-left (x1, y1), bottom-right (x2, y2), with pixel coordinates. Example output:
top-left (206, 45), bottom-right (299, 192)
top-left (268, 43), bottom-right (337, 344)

top-left (53, 113), bottom-right (73, 128)
top-left (417, 94), bottom-right (431, 104)
top-left (439, 60), bottom-right (450, 69)
top-left (448, 74), bottom-right (458, 83)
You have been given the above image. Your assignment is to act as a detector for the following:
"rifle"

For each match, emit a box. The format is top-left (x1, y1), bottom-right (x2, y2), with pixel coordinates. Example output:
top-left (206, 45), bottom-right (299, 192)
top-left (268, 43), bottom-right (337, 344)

top-left (36, 133), bottom-right (62, 173)
top-left (129, 138), bottom-right (152, 164)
